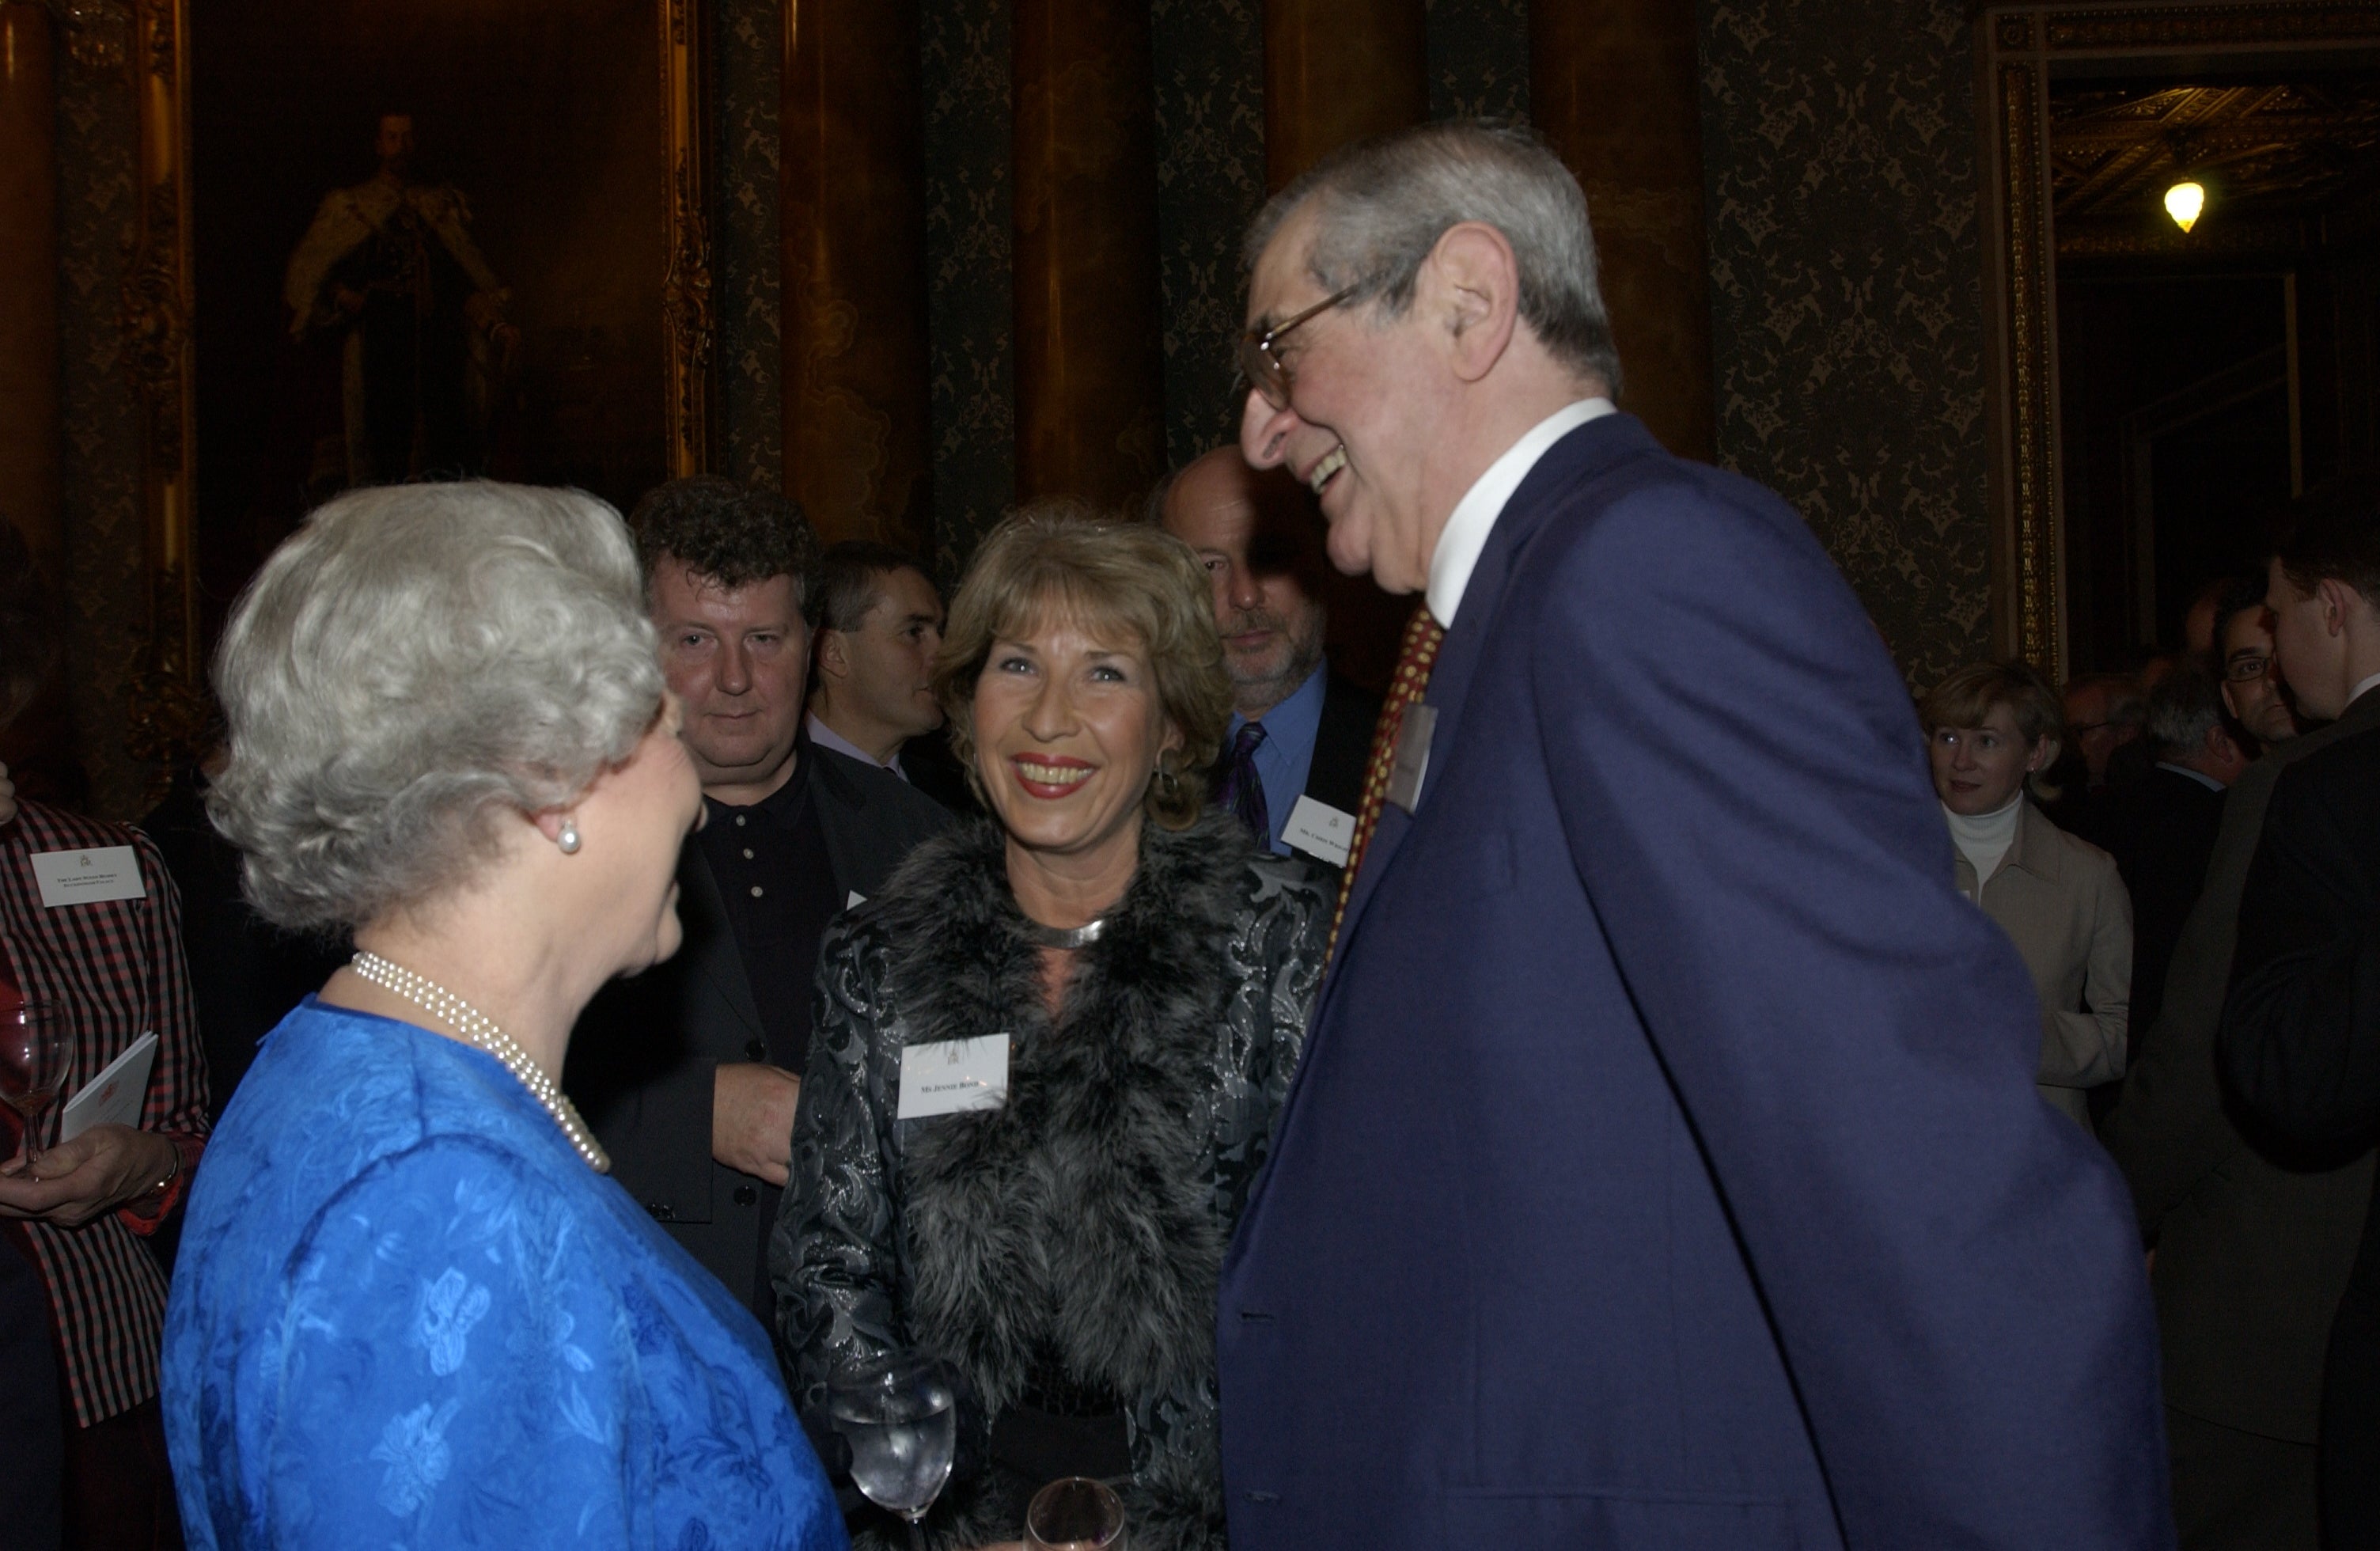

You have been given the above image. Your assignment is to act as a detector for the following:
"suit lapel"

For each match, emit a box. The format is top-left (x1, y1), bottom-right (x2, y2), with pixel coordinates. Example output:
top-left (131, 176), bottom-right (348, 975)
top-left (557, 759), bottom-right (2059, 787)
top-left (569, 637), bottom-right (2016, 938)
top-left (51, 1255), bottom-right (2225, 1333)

top-left (1326, 414), bottom-right (1666, 973)
top-left (678, 842), bottom-right (765, 1041)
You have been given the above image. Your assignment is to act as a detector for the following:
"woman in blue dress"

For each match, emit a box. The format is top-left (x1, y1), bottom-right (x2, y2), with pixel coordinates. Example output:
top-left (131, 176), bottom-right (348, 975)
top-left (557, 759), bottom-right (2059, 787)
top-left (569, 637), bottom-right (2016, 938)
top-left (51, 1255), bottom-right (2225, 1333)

top-left (161, 481), bottom-right (845, 1550)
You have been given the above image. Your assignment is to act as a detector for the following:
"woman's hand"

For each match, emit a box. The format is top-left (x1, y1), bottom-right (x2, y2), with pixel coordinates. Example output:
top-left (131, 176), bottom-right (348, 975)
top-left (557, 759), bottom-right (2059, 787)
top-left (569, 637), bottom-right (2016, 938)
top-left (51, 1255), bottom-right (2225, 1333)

top-left (0, 1124), bottom-right (179, 1227)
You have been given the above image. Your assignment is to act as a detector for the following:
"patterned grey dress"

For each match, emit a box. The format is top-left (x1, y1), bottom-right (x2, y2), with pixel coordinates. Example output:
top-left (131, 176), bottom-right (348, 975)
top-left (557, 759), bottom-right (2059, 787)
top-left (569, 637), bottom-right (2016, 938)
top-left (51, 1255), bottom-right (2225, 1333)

top-left (770, 811), bottom-right (1330, 1551)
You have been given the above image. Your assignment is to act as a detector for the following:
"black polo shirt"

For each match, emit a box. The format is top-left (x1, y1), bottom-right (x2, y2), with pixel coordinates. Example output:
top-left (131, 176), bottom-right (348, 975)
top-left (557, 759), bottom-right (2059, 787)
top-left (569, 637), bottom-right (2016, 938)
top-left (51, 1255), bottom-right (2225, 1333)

top-left (694, 749), bottom-right (841, 1078)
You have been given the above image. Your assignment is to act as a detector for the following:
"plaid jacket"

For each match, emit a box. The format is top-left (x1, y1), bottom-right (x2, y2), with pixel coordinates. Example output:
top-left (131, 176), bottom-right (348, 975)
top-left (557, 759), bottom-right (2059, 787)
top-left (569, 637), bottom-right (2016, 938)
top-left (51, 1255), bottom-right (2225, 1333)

top-left (2, 800), bottom-right (209, 1426)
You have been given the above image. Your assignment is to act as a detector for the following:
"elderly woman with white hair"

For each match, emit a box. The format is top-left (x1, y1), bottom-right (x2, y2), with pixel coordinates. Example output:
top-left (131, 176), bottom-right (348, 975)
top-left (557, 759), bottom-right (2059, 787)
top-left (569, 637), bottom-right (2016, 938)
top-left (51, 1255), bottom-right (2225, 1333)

top-left (159, 484), bottom-right (844, 1550)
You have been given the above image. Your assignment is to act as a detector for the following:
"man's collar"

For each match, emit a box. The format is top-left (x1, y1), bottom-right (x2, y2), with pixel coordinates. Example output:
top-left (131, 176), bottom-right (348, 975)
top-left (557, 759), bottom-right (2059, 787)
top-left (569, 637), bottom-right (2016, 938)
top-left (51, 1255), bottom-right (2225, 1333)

top-left (805, 710), bottom-right (905, 779)
top-left (2351, 669), bottom-right (2380, 711)
top-left (1425, 398), bottom-right (1616, 625)
top-left (2154, 760), bottom-right (2227, 793)
top-left (1229, 658), bottom-right (1329, 748)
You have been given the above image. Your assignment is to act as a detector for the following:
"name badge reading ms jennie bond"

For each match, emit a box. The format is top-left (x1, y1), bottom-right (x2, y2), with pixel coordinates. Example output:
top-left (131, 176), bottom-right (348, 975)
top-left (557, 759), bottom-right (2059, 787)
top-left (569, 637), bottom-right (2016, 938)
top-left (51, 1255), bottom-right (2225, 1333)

top-left (896, 1035), bottom-right (1010, 1120)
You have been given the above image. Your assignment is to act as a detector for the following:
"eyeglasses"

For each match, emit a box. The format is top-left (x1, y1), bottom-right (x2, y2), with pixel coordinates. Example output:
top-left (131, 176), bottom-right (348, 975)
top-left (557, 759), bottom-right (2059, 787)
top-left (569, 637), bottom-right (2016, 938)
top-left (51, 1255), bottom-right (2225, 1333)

top-left (1239, 286), bottom-right (1356, 410)
top-left (2224, 653), bottom-right (2272, 684)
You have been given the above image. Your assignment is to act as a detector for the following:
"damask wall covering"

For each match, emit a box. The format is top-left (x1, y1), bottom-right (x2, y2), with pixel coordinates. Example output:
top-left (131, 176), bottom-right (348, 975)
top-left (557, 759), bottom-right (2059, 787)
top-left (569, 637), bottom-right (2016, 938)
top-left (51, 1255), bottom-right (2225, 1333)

top-left (1697, 0), bottom-right (1992, 691)
top-left (47, 0), bottom-right (1992, 813)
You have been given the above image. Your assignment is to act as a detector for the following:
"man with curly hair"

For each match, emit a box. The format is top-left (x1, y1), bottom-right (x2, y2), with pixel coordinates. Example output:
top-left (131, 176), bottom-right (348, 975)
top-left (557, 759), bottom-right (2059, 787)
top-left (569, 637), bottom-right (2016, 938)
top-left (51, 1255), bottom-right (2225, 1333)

top-left (565, 476), bottom-right (949, 1334)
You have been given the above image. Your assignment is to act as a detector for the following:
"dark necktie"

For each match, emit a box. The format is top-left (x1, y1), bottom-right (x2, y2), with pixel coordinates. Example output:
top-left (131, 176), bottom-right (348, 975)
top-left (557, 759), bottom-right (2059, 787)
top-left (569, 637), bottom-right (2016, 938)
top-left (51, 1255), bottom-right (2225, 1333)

top-left (1328, 604), bottom-right (1446, 959)
top-left (1216, 721), bottom-right (1271, 844)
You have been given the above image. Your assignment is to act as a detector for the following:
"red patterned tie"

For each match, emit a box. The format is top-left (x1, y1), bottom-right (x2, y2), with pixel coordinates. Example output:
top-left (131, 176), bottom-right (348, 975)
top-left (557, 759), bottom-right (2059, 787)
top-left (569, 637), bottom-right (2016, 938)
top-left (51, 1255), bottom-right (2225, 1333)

top-left (1328, 603), bottom-right (1446, 958)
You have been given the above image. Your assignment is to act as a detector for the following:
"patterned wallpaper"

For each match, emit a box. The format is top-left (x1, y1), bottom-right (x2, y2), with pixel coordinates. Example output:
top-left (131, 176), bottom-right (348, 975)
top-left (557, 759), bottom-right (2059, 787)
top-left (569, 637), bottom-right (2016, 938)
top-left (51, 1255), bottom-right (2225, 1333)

top-left (55, 47), bottom-right (149, 821)
top-left (1150, 0), bottom-right (1265, 470)
top-left (1699, 0), bottom-right (1992, 689)
top-left (711, 0), bottom-right (784, 492)
top-left (1428, 0), bottom-right (1530, 121)
top-left (919, 0), bottom-right (1016, 582)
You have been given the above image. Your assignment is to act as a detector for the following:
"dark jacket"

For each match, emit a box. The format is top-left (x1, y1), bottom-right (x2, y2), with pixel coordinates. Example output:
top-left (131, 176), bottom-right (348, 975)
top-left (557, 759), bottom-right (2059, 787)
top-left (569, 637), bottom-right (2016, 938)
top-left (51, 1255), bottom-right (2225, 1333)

top-left (2104, 691), bottom-right (2380, 1447)
top-left (1218, 412), bottom-right (2166, 1549)
top-left (2092, 764), bottom-right (2227, 1053)
top-left (771, 812), bottom-right (1330, 1551)
top-left (2219, 696), bottom-right (2380, 1537)
top-left (566, 743), bottom-right (952, 1326)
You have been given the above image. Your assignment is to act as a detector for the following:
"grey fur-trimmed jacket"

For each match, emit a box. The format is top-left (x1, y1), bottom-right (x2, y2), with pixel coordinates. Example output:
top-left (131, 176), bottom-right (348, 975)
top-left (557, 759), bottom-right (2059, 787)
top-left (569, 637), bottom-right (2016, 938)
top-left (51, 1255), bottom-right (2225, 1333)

top-left (769, 811), bottom-right (1331, 1551)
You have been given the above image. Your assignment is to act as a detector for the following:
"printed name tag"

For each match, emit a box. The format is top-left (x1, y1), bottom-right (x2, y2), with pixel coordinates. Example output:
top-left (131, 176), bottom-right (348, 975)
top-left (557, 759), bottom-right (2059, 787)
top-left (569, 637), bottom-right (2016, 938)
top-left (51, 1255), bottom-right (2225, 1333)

top-left (1385, 705), bottom-right (1438, 814)
top-left (1282, 795), bottom-right (1355, 867)
top-left (31, 846), bottom-right (147, 908)
top-left (896, 1035), bottom-right (1010, 1120)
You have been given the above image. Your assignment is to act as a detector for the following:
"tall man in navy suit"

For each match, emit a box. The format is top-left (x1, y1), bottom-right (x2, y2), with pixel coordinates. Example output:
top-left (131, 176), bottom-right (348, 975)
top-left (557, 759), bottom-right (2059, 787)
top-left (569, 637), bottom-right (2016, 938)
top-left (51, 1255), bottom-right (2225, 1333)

top-left (1215, 121), bottom-right (2170, 1549)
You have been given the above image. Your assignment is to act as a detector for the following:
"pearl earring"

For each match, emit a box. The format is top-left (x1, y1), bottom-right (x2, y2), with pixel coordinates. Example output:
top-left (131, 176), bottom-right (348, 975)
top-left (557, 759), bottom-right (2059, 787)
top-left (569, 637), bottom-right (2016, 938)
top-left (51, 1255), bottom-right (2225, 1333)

top-left (558, 818), bottom-right (581, 855)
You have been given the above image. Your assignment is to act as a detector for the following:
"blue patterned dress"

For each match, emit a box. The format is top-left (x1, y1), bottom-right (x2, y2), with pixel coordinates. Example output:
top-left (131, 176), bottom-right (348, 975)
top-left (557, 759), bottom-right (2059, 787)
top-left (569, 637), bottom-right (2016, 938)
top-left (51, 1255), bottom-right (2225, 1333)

top-left (162, 998), bottom-right (845, 1550)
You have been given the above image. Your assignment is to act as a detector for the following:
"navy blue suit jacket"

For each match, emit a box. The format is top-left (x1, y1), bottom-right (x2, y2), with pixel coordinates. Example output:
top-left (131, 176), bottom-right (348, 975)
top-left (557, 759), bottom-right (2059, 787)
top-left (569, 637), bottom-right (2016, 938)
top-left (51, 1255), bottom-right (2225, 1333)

top-left (1216, 415), bottom-right (2170, 1549)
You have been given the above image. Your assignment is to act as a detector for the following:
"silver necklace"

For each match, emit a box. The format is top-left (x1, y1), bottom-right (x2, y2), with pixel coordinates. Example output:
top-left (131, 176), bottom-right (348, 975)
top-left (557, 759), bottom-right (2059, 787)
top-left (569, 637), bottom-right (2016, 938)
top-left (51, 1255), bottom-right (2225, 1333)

top-left (1018, 913), bottom-right (1109, 950)
top-left (349, 951), bottom-right (610, 1174)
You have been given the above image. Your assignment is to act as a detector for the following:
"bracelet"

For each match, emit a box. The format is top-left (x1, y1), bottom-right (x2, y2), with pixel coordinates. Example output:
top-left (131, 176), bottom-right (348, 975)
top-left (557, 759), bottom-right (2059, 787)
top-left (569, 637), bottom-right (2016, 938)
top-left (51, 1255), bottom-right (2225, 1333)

top-left (148, 1140), bottom-right (180, 1197)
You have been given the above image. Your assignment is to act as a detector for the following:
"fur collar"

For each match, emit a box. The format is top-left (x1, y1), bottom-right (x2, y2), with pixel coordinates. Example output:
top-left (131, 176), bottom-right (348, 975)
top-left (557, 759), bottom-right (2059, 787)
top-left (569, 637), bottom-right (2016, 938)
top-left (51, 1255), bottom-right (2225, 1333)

top-left (866, 810), bottom-right (1260, 1418)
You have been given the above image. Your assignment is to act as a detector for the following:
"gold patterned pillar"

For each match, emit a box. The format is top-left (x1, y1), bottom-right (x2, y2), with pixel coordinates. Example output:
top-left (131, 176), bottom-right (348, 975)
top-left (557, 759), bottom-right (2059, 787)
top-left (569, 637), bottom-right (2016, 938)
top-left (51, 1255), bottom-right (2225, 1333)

top-left (1264, 0), bottom-right (1424, 192)
top-left (0, 2), bottom-right (59, 564)
top-left (780, 0), bottom-right (929, 550)
top-left (1011, 0), bottom-right (1164, 505)
top-left (1532, 0), bottom-right (1716, 459)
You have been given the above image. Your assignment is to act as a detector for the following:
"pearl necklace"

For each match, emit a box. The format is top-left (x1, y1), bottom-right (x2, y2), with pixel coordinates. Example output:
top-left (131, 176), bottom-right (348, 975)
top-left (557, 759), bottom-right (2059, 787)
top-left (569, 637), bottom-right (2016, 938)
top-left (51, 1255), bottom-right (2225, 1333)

top-left (349, 951), bottom-right (610, 1174)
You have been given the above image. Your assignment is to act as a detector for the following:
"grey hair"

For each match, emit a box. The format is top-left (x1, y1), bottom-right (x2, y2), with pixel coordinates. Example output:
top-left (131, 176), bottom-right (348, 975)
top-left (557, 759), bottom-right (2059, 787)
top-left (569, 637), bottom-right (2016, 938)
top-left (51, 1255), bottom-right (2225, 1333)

top-left (1244, 119), bottom-right (1620, 392)
top-left (2145, 662), bottom-right (2227, 760)
top-left (208, 481), bottom-right (665, 932)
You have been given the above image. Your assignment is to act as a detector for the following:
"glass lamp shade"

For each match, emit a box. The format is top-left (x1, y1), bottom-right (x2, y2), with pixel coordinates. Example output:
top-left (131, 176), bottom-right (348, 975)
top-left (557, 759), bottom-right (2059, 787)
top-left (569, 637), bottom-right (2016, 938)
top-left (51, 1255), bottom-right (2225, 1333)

top-left (2164, 180), bottom-right (2205, 233)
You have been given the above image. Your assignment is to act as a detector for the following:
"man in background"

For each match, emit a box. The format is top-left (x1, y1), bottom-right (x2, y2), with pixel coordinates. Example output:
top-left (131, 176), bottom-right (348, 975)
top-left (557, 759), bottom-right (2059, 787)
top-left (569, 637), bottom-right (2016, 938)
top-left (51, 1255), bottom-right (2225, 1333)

top-left (1156, 446), bottom-right (1377, 874)
top-left (566, 478), bottom-right (949, 1330)
top-left (2221, 476), bottom-right (2380, 1545)
top-left (2091, 664), bottom-right (2246, 1056)
top-left (805, 541), bottom-right (948, 789)
top-left (2215, 571), bottom-right (2301, 750)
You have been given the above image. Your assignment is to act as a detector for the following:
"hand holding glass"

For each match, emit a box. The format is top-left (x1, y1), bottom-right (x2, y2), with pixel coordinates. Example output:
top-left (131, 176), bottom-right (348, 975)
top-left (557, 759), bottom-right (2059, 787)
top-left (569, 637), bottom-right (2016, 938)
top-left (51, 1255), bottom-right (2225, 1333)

top-left (829, 1352), bottom-right (957, 1551)
top-left (1025, 1477), bottom-right (1125, 1551)
top-left (0, 1002), bottom-right (66, 1170)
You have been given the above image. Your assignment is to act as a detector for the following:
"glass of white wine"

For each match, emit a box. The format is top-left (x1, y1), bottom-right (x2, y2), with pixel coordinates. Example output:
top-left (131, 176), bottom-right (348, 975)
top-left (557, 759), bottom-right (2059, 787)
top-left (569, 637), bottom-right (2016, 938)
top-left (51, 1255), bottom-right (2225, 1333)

top-left (0, 1001), bottom-right (66, 1170)
top-left (1025, 1477), bottom-right (1125, 1551)
top-left (828, 1352), bottom-right (957, 1551)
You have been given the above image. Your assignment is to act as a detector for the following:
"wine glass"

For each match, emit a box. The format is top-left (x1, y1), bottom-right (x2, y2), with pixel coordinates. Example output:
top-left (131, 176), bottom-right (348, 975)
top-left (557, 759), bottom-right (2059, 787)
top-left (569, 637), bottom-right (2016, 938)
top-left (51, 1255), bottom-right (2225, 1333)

top-left (1025, 1477), bottom-right (1126, 1551)
top-left (828, 1352), bottom-right (957, 1551)
top-left (0, 1001), bottom-right (67, 1170)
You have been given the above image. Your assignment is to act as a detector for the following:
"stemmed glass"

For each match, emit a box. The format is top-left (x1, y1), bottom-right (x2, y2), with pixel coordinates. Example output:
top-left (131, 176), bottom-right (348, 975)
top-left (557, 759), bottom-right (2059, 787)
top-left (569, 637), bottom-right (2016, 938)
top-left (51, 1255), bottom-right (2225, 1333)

top-left (0, 1001), bottom-right (67, 1170)
top-left (828, 1352), bottom-right (957, 1551)
top-left (1025, 1477), bottom-right (1126, 1550)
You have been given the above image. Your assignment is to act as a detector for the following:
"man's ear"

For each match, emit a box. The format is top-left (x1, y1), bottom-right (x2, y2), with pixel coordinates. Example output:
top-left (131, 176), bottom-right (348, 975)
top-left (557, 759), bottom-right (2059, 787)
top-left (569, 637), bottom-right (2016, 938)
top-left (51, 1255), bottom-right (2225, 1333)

top-left (2319, 575), bottom-right (2380, 638)
top-left (1424, 222), bottom-right (1521, 384)
top-left (816, 628), bottom-right (851, 685)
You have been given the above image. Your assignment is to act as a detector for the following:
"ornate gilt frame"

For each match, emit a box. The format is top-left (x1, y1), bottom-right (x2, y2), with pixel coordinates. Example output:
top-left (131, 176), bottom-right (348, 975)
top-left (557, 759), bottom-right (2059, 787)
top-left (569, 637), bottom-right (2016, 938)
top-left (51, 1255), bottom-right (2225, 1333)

top-left (123, 0), bottom-right (714, 769)
top-left (1976, 1), bottom-right (2380, 680)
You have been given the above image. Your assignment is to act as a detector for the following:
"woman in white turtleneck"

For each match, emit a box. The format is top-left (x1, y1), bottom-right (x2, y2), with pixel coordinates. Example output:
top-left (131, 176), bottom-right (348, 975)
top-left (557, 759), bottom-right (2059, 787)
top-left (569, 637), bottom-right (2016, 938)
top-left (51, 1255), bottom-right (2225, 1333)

top-left (1920, 662), bottom-right (2132, 1131)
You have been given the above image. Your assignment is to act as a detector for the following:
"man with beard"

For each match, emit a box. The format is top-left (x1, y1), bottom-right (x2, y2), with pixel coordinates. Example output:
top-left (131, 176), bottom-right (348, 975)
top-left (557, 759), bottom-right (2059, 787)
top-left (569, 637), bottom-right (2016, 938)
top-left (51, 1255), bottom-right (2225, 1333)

top-left (1158, 446), bottom-right (1378, 875)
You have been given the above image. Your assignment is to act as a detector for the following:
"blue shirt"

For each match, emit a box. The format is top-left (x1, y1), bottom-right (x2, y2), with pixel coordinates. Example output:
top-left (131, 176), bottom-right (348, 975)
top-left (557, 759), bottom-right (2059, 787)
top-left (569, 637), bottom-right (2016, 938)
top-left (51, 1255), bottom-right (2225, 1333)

top-left (161, 999), bottom-right (845, 1551)
top-left (1228, 661), bottom-right (1328, 856)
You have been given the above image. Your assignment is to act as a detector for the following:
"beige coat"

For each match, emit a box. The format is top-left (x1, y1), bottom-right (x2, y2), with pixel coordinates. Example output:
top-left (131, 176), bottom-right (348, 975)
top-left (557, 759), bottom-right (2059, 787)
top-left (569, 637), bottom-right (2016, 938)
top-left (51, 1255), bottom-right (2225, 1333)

top-left (1952, 801), bottom-right (2133, 1128)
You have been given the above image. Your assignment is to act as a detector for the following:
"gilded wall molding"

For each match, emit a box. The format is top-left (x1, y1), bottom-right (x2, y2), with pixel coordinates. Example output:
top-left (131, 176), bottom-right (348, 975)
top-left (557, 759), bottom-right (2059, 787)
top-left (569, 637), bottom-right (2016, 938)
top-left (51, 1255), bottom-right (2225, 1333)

top-left (121, 0), bottom-right (201, 785)
top-left (661, 0), bottom-right (713, 476)
top-left (1977, 0), bottom-right (2380, 681)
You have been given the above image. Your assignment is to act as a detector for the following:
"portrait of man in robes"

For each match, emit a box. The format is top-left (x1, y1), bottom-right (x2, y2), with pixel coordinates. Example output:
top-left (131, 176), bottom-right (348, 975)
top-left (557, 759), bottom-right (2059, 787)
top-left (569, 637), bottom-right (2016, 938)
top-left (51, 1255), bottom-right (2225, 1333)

top-left (282, 112), bottom-right (521, 491)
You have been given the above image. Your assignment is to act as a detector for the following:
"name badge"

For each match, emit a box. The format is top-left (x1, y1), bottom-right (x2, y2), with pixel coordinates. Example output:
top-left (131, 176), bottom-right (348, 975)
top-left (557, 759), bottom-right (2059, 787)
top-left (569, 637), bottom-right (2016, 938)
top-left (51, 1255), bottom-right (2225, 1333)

top-left (30, 846), bottom-right (147, 908)
top-left (1384, 705), bottom-right (1438, 814)
top-left (896, 1035), bottom-right (1010, 1120)
top-left (1282, 795), bottom-right (1355, 867)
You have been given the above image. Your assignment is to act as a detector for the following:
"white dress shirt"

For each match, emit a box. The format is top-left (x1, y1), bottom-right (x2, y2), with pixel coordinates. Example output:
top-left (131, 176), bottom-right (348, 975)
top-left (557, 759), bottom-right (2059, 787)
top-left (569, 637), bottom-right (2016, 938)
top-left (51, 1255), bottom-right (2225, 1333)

top-left (1425, 397), bottom-right (1616, 626)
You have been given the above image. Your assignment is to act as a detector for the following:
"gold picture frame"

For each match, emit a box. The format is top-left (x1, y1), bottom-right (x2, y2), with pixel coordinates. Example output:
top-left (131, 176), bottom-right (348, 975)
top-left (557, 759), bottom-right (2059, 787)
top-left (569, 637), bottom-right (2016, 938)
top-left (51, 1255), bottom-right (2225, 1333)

top-left (123, 0), bottom-right (714, 772)
top-left (1975, 0), bottom-right (2380, 680)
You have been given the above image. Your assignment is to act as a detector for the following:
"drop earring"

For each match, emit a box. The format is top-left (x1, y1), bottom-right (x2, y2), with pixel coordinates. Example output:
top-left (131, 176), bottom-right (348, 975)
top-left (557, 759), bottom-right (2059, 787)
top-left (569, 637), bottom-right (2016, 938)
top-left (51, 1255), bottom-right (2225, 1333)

top-left (558, 818), bottom-right (581, 855)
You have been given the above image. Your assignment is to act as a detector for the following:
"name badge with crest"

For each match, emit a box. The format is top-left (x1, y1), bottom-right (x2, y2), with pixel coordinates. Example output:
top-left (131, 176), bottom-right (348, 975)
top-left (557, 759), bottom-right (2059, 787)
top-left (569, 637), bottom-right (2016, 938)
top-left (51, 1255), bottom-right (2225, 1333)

top-left (896, 1034), bottom-right (1010, 1120)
